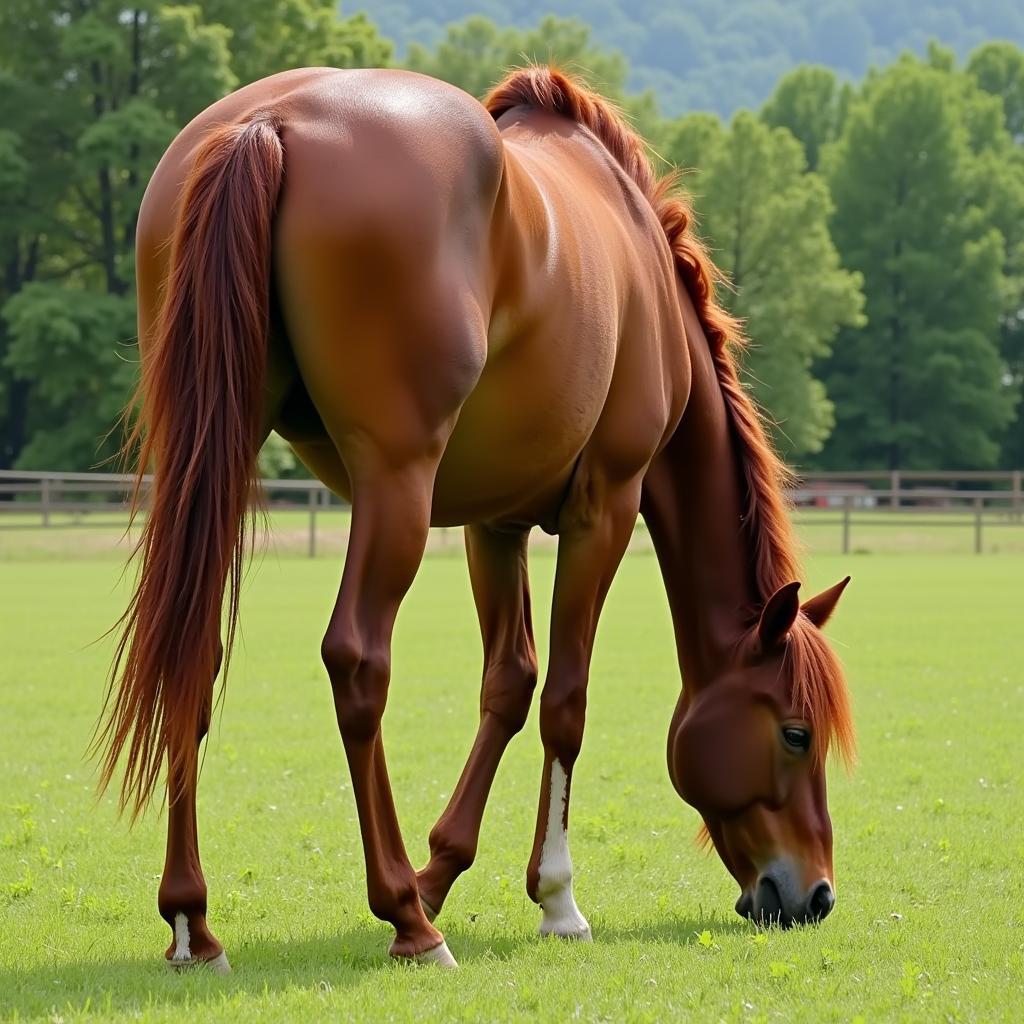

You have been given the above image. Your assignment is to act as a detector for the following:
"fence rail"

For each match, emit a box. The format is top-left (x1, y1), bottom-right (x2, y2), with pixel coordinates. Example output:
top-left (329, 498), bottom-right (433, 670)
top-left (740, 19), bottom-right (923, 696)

top-left (1, 468), bottom-right (1022, 556)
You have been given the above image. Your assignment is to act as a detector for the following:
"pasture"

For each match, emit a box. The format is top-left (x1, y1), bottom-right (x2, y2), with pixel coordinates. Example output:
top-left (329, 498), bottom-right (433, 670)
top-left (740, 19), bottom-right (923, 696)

top-left (1, 541), bottom-right (1021, 1022)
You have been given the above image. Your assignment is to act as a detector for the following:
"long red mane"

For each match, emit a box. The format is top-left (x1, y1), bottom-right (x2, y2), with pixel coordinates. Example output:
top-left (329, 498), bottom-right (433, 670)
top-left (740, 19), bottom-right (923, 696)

top-left (486, 68), bottom-right (854, 763)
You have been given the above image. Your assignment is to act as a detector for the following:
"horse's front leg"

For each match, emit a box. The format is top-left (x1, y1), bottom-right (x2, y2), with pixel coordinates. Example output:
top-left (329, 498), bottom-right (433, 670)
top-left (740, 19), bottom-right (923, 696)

top-left (527, 476), bottom-right (641, 940)
top-left (417, 525), bottom-right (537, 918)
top-left (158, 649), bottom-right (230, 973)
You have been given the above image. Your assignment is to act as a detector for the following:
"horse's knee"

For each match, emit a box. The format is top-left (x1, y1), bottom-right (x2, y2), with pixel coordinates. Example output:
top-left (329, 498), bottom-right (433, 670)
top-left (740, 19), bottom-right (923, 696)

top-left (539, 675), bottom-right (587, 763)
top-left (482, 652), bottom-right (538, 735)
top-left (321, 632), bottom-right (390, 742)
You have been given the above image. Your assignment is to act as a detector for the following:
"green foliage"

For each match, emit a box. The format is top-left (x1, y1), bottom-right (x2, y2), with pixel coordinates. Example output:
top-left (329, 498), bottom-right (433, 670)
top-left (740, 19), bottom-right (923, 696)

top-left (664, 113), bottom-right (864, 457)
top-left (258, 432), bottom-right (304, 479)
top-left (760, 66), bottom-right (851, 171)
top-left (404, 15), bottom-right (662, 142)
top-left (966, 42), bottom-right (1024, 464)
top-left (0, 1), bottom-right (389, 470)
top-left (0, 1), bottom-right (238, 467)
top-left (363, 0), bottom-right (1024, 116)
top-left (968, 40), bottom-right (1024, 140)
top-left (405, 14), bottom-right (628, 100)
top-left (820, 56), bottom-right (1018, 468)
top-left (1, 2), bottom-right (1022, 473)
top-left (201, 1), bottom-right (391, 86)
top-left (3, 284), bottom-right (136, 469)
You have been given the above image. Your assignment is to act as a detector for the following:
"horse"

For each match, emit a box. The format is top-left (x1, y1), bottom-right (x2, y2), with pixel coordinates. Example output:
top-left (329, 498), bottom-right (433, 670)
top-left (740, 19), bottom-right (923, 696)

top-left (95, 64), bottom-right (854, 972)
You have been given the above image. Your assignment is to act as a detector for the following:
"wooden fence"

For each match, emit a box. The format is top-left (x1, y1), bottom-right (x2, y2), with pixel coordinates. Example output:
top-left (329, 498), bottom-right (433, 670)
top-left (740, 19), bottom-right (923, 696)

top-left (1, 468), bottom-right (1022, 556)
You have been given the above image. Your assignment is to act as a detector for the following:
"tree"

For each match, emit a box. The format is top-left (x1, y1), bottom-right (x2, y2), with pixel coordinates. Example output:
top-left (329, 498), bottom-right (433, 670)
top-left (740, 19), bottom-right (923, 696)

top-left (821, 59), bottom-right (1015, 469)
top-left (0, 2), bottom-right (390, 470)
top-left (968, 41), bottom-right (1024, 140)
top-left (0, 2), bottom-right (237, 468)
top-left (403, 15), bottom-right (665, 141)
top-left (663, 112), bottom-right (863, 458)
top-left (963, 42), bottom-right (1024, 464)
top-left (406, 15), bottom-right (629, 100)
top-left (202, 1), bottom-right (391, 86)
top-left (761, 65), bottom-right (851, 171)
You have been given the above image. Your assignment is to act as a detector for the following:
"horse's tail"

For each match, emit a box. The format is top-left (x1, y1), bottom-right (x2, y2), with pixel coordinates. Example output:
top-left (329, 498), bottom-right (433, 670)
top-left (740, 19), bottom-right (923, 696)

top-left (94, 112), bottom-right (284, 819)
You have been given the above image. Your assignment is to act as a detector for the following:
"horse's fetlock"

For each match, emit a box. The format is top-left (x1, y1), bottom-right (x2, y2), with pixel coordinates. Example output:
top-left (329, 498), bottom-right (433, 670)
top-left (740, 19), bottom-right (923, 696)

top-left (367, 877), bottom-right (420, 924)
top-left (158, 879), bottom-right (208, 925)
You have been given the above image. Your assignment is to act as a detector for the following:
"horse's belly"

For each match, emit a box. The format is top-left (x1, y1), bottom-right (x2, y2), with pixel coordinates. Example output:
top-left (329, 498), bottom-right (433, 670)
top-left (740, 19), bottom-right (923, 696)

top-left (430, 418), bottom-right (581, 529)
top-left (430, 332), bottom-right (616, 527)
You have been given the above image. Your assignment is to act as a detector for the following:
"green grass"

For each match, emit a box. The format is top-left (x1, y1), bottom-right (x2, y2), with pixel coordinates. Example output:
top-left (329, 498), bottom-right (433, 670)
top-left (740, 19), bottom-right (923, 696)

top-left (3, 506), bottom-right (1024, 561)
top-left (1, 549), bottom-right (1021, 1021)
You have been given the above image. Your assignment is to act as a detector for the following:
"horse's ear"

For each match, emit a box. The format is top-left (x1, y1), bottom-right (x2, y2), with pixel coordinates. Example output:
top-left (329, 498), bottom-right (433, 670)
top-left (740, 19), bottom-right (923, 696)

top-left (758, 581), bottom-right (801, 650)
top-left (801, 576), bottom-right (851, 629)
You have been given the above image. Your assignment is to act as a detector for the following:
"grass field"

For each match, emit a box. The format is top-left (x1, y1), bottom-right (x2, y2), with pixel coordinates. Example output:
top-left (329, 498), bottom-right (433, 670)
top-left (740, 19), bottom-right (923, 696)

top-left (1, 546), bottom-right (1022, 1022)
top-left (3, 505), bottom-right (1024, 560)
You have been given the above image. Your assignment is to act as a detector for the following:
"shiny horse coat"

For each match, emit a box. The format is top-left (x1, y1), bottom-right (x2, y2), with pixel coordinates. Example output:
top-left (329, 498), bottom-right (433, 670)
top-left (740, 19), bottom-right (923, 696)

top-left (97, 66), bottom-right (853, 969)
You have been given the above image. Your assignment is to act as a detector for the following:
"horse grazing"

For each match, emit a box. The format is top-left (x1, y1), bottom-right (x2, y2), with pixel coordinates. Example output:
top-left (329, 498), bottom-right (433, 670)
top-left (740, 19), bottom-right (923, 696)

top-left (96, 65), bottom-right (854, 971)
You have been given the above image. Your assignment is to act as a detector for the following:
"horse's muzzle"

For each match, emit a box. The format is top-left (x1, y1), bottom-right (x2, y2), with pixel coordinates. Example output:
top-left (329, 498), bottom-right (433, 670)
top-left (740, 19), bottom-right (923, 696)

top-left (735, 863), bottom-right (835, 927)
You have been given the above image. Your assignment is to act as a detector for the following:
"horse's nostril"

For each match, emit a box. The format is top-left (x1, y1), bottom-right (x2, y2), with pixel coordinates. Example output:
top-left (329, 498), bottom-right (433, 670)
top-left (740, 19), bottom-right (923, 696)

top-left (809, 882), bottom-right (835, 921)
top-left (735, 891), bottom-right (754, 920)
top-left (755, 875), bottom-right (783, 924)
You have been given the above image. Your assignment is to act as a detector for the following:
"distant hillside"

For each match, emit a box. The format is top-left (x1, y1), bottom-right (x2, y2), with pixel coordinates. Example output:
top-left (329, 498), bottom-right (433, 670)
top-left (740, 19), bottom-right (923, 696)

top-left (355, 0), bottom-right (1024, 114)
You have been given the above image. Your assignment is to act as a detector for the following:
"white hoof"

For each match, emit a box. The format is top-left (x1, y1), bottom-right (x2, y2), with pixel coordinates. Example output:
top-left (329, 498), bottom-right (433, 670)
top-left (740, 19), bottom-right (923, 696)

top-left (420, 896), bottom-right (439, 923)
top-left (540, 912), bottom-right (593, 942)
top-left (166, 950), bottom-right (232, 975)
top-left (407, 939), bottom-right (459, 968)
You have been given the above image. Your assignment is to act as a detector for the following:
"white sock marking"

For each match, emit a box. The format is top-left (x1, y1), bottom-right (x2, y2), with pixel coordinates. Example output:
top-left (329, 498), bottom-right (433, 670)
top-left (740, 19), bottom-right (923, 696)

top-left (537, 760), bottom-right (591, 939)
top-left (172, 912), bottom-right (191, 961)
top-left (411, 939), bottom-right (459, 968)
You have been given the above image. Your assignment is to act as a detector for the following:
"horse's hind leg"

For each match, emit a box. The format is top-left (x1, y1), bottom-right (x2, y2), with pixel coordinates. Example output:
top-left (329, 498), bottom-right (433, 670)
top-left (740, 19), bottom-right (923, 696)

top-left (417, 525), bottom-right (537, 918)
top-left (158, 645), bottom-right (230, 973)
top-left (321, 451), bottom-right (459, 965)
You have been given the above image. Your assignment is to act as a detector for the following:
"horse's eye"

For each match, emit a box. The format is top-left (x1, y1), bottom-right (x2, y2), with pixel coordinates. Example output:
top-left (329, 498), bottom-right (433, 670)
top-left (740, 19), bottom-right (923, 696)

top-left (781, 726), bottom-right (811, 753)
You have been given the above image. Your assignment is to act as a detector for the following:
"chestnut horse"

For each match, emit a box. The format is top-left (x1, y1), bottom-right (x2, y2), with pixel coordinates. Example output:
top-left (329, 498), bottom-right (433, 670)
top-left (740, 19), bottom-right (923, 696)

top-left (96, 66), bottom-right (854, 971)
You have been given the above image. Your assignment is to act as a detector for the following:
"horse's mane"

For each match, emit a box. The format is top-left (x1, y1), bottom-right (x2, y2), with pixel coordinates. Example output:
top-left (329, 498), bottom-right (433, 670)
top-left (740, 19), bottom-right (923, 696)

top-left (485, 67), bottom-right (854, 763)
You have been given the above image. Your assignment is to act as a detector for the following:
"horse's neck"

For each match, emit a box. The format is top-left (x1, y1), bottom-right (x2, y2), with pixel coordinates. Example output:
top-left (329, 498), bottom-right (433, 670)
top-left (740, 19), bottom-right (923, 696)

top-left (640, 321), bottom-right (758, 688)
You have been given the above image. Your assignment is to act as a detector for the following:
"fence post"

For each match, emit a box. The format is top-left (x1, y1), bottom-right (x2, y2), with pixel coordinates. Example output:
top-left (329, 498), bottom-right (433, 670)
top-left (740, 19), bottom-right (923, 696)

top-left (1013, 470), bottom-right (1022, 522)
top-left (842, 495), bottom-right (851, 555)
top-left (890, 470), bottom-right (901, 510)
top-left (41, 477), bottom-right (51, 527)
top-left (974, 496), bottom-right (983, 555)
top-left (308, 486), bottom-right (317, 558)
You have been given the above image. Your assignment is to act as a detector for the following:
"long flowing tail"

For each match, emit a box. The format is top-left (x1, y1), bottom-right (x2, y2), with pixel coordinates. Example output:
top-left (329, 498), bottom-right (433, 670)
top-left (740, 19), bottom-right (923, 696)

top-left (95, 112), bottom-right (284, 819)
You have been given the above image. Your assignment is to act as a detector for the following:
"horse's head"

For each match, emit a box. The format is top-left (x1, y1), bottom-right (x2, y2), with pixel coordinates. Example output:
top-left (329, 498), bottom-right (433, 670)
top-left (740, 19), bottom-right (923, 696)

top-left (668, 577), bottom-right (853, 927)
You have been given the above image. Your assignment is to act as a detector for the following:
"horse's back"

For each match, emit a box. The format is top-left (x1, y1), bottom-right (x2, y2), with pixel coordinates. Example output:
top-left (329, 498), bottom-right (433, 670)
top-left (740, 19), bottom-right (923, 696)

top-left (136, 68), bottom-right (687, 530)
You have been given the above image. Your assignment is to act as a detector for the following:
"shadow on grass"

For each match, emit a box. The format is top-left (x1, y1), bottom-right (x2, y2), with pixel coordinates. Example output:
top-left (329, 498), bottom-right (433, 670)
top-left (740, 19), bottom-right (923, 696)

top-left (3, 927), bottom-right (380, 1017)
top-left (2, 914), bottom-right (755, 1017)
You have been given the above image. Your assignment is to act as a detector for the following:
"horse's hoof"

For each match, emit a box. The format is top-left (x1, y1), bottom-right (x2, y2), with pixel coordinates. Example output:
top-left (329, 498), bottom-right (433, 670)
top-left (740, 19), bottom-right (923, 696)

top-left (166, 950), bottom-right (232, 975)
top-left (537, 885), bottom-right (592, 941)
top-left (540, 922), bottom-right (593, 942)
top-left (420, 896), bottom-right (440, 923)
top-left (394, 939), bottom-right (458, 968)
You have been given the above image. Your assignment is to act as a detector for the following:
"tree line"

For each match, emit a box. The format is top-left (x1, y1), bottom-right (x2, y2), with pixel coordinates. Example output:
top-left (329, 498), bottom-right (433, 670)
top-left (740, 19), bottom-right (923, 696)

top-left (365, 0), bottom-right (1024, 117)
top-left (1, 3), bottom-right (1022, 473)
